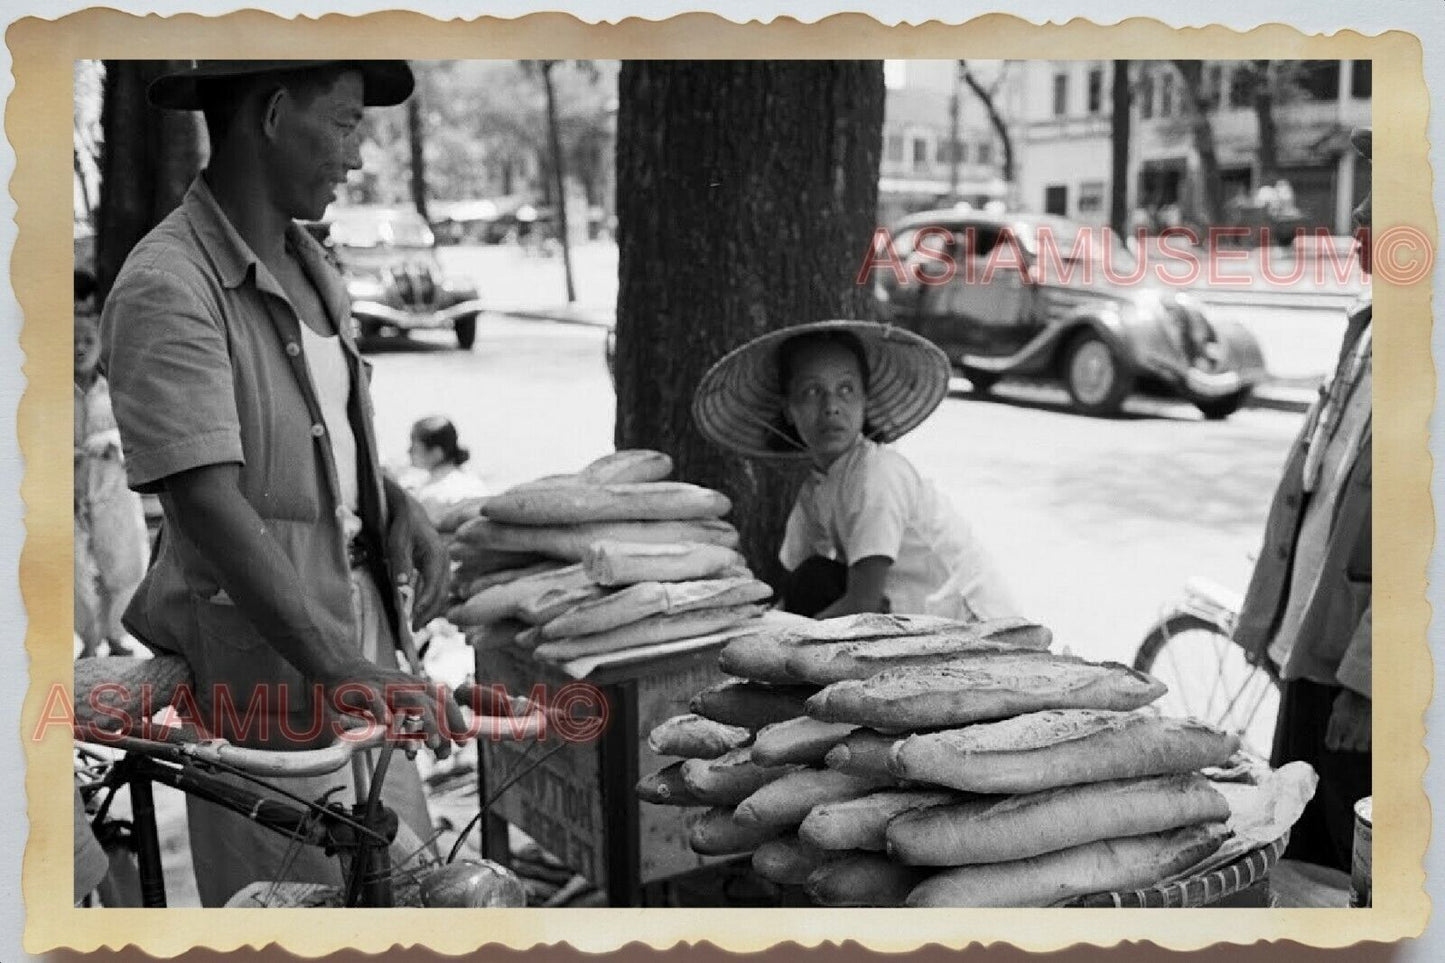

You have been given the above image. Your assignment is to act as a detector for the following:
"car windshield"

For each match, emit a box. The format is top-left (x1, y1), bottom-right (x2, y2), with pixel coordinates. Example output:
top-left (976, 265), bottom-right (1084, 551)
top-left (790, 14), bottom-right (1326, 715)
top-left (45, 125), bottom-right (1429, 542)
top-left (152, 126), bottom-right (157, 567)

top-left (328, 211), bottom-right (435, 249)
top-left (1015, 220), bottom-right (1138, 272)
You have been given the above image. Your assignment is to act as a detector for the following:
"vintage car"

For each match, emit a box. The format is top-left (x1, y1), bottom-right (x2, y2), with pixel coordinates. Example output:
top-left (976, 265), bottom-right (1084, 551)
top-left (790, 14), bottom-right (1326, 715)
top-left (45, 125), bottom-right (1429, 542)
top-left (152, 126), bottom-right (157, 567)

top-left (872, 210), bottom-right (1267, 419)
top-left (312, 206), bottom-right (485, 350)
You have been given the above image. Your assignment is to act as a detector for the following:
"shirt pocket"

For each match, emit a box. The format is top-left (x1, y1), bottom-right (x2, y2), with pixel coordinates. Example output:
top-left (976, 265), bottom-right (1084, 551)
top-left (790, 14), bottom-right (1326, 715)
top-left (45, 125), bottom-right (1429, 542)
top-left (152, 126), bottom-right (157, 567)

top-left (190, 595), bottom-right (315, 735)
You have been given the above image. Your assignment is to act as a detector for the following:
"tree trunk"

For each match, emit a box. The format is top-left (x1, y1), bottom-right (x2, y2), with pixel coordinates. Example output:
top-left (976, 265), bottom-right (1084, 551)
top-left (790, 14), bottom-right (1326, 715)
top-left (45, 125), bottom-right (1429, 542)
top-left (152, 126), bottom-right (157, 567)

top-left (96, 60), bottom-right (206, 302)
top-left (960, 62), bottom-right (1013, 184)
top-left (1250, 61), bottom-right (1279, 185)
top-left (614, 61), bottom-right (885, 586)
top-left (1109, 60), bottom-right (1132, 236)
top-left (407, 93), bottom-right (429, 220)
top-left (541, 61), bottom-right (577, 303)
top-left (1171, 60), bottom-right (1224, 228)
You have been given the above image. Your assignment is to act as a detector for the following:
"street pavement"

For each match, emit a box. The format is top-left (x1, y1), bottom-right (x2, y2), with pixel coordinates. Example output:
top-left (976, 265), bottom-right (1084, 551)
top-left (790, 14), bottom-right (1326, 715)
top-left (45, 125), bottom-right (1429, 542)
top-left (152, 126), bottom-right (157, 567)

top-left (368, 315), bottom-right (1304, 667)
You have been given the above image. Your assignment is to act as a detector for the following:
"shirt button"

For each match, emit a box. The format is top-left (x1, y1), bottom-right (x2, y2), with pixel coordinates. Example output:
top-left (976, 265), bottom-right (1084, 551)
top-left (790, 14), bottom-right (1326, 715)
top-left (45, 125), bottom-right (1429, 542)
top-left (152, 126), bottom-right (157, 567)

top-left (285, 342), bottom-right (301, 357)
top-left (311, 423), bottom-right (326, 438)
top-left (335, 506), bottom-right (348, 520)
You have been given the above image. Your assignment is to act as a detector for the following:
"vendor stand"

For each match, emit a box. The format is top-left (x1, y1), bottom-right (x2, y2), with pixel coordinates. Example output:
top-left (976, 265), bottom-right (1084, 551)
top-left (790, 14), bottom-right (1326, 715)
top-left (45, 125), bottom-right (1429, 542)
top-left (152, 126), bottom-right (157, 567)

top-left (470, 616), bottom-right (794, 906)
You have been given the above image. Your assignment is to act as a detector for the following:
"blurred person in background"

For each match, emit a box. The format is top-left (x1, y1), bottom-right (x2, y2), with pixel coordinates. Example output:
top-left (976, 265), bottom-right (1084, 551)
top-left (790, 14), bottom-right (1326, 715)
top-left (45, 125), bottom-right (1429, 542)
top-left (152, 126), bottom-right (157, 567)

top-left (74, 269), bottom-right (146, 659)
top-left (400, 415), bottom-right (490, 526)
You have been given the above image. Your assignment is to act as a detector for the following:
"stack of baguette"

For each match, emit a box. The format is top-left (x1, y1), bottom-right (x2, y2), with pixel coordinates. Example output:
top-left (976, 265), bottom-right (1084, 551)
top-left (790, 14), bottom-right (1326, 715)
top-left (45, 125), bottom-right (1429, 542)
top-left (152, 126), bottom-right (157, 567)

top-left (639, 613), bottom-right (1245, 907)
top-left (445, 450), bottom-right (773, 664)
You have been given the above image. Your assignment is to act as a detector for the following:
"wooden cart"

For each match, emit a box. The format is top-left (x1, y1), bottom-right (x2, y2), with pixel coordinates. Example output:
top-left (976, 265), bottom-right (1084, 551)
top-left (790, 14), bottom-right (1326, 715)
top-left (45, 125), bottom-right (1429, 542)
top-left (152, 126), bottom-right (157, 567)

top-left (472, 627), bottom-right (735, 906)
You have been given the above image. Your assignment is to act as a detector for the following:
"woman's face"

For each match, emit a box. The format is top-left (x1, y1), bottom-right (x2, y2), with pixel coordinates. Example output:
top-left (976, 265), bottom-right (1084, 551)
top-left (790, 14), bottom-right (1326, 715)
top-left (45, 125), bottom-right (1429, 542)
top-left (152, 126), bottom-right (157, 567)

top-left (784, 342), bottom-right (867, 469)
top-left (409, 438), bottom-right (445, 471)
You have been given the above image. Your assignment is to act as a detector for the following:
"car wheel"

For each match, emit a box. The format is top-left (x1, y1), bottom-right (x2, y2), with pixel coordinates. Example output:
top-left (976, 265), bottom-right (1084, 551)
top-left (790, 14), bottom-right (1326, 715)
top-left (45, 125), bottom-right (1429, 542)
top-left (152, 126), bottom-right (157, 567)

top-left (1063, 333), bottom-right (1133, 417)
top-left (961, 368), bottom-right (999, 394)
top-left (1195, 388), bottom-right (1253, 421)
top-left (454, 315), bottom-right (477, 350)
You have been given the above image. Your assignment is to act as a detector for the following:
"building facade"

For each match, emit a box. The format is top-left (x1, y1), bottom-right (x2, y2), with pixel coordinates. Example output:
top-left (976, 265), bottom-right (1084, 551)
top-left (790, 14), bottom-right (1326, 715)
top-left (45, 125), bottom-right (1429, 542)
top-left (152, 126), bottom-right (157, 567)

top-left (1010, 59), bottom-right (1370, 235)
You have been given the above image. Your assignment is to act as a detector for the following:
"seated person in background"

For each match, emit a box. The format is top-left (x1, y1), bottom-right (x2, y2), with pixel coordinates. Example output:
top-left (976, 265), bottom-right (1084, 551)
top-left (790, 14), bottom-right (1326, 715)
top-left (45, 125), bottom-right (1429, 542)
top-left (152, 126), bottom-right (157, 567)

top-left (400, 415), bottom-right (490, 526)
top-left (693, 321), bottom-right (1020, 621)
top-left (74, 269), bottom-right (147, 658)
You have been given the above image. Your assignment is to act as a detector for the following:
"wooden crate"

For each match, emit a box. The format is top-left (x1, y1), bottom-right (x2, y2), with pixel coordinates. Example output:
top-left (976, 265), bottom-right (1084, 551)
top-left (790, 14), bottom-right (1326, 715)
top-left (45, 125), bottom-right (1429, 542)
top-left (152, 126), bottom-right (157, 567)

top-left (475, 634), bottom-right (733, 905)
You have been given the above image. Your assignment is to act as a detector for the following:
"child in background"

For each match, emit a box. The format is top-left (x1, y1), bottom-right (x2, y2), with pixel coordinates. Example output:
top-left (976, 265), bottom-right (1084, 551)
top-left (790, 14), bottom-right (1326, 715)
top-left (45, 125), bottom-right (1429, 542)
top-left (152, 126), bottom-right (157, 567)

top-left (74, 270), bottom-right (148, 658)
top-left (401, 415), bottom-right (490, 526)
top-left (693, 320), bottom-right (1020, 621)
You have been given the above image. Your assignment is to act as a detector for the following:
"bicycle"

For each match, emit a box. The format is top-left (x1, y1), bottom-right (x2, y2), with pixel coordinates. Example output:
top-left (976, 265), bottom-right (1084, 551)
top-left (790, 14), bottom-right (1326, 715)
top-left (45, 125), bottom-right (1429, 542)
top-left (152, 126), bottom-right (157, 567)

top-left (73, 653), bottom-right (558, 908)
top-left (1131, 575), bottom-right (1282, 758)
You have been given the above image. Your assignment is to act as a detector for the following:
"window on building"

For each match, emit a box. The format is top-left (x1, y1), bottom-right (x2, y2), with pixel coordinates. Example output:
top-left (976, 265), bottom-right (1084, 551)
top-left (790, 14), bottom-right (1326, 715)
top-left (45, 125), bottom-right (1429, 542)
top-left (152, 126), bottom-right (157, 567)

top-left (1087, 67), bottom-right (1104, 114)
top-left (1053, 72), bottom-right (1069, 117)
top-left (1139, 72), bottom-right (1155, 119)
top-left (1160, 72), bottom-right (1175, 117)
top-left (1203, 64), bottom-right (1223, 110)
top-left (1227, 63), bottom-right (1255, 108)
top-left (886, 134), bottom-right (904, 163)
top-left (1044, 185), bottom-right (1068, 217)
top-left (936, 140), bottom-right (966, 165)
top-left (1351, 59), bottom-right (1372, 98)
top-left (1077, 181), bottom-right (1106, 215)
top-left (913, 137), bottom-right (929, 168)
top-left (976, 141), bottom-right (992, 165)
top-left (1297, 60), bottom-right (1341, 101)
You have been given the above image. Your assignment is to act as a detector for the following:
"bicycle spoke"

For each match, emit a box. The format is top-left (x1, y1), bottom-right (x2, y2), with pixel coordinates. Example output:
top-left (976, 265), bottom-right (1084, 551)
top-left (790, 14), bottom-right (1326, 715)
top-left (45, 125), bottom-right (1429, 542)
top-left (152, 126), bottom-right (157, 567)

top-left (1162, 628), bottom-right (1195, 717)
top-left (1204, 632), bottom-right (1230, 723)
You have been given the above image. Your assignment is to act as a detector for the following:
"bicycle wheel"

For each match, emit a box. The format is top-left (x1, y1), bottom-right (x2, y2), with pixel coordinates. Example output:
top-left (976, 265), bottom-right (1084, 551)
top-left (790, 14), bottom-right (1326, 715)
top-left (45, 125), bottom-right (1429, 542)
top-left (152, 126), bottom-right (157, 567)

top-left (1133, 614), bottom-right (1281, 758)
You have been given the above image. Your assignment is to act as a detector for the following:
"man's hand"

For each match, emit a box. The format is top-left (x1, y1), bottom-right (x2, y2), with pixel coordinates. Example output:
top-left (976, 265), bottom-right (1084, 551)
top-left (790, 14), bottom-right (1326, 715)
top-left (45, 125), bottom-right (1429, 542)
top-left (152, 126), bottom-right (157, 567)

top-left (318, 656), bottom-right (467, 759)
top-left (1325, 687), bottom-right (1371, 753)
top-left (384, 480), bottom-right (450, 628)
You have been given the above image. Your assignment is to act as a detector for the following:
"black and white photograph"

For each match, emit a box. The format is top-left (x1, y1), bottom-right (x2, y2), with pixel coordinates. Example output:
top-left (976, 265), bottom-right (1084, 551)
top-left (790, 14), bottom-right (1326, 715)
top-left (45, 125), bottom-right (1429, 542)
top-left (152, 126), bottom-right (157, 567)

top-left (62, 53), bottom-right (1384, 919)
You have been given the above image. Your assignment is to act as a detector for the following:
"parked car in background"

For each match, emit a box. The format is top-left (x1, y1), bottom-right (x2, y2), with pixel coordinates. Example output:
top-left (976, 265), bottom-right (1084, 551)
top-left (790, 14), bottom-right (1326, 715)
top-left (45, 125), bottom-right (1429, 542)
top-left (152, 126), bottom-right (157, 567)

top-left (872, 209), bottom-right (1267, 419)
top-left (311, 206), bottom-right (485, 350)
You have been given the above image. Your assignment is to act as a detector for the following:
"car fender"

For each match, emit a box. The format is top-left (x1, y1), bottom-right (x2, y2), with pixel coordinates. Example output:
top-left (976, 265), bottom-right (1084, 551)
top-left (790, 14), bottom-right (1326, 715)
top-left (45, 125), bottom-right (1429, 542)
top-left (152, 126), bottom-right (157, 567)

top-left (1202, 316), bottom-right (1267, 383)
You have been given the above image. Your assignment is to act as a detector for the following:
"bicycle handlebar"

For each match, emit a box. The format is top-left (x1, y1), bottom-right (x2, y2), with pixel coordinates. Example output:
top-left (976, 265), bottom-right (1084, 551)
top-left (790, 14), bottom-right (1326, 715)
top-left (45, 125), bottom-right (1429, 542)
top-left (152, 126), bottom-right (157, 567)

top-left (74, 683), bottom-right (551, 778)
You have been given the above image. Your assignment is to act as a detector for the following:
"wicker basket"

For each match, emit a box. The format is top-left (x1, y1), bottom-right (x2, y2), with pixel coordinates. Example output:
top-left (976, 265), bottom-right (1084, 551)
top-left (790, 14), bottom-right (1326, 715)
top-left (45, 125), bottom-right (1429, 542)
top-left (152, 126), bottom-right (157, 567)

top-left (1061, 832), bottom-right (1289, 908)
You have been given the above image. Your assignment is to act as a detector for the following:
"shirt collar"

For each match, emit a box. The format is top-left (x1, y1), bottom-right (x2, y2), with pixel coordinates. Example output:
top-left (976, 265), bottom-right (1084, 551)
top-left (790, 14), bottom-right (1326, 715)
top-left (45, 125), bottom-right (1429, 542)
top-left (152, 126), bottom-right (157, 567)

top-left (809, 435), bottom-right (872, 481)
top-left (184, 174), bottom-right (352, 329)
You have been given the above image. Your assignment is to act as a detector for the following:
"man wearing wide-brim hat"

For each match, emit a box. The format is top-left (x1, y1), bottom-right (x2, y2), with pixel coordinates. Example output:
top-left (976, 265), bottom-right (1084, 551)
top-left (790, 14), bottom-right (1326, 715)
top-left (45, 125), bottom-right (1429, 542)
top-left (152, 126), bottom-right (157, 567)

top-left (1235, 127), bottom-right (1372, 874)
top-left (100, 60), bottom-right (462, 905)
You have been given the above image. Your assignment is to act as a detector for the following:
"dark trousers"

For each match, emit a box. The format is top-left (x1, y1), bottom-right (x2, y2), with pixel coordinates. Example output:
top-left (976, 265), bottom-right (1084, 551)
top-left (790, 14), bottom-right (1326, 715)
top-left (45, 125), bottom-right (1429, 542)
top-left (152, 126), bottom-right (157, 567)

top-left (1270, 677), bottom-right (1372, 872)
top-left (783, 557), bottom-right (848, 618)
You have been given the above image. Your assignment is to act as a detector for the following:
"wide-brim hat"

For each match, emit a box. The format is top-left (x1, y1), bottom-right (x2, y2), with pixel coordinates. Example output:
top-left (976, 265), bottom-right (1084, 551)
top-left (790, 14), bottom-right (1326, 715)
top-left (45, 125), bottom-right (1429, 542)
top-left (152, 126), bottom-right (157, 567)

top-left (692, 320), bottom-right (952, 461)
top-left (147, 60), bottom-right (414, 111)
top-left (1350, 127), bottom-right (1371, 161)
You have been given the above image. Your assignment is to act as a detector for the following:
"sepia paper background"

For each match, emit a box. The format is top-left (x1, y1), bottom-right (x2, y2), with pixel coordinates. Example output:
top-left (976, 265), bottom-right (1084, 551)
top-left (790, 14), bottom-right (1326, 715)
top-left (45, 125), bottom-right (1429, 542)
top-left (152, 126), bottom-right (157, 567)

top-left (9, 8), bottom-right (1435, 956)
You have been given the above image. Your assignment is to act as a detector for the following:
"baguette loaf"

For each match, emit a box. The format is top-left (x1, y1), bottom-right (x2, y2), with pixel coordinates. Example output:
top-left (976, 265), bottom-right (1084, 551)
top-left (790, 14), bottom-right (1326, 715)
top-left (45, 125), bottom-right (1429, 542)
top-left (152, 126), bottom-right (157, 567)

top-left (647, 713), bottom-right (752, 759)
top-left (904, 824), bottom-right (1229, 907)
top-left (889, 710), bottom-right (1240, 794)
top-left (451, 543), bottom-right (549, 579)
top-left (690, 680), bottom-right (819, 729)
top-left (446, 563), bottom-right (594, 626)
top-left (806, 658), bottom-right (1166, 729)
top-left (541, 578), bottom-right (772, 639)
top-left (886, 773), bottom-right (1230, 866)
top-left (787, 638), bottom-right (1057, 686)
top-left (635, 761), bottom-right (705, 806)
top-left (578, 449), bottom-right (673, 485)
top-left (456, 517), bottom-right (740, 561)
top-left (689, 806), bottom-right (784, 856)
top-left (718, 633), bottom-right (803, 684)
top-left (799, 789), bottom-right (962, 851)
top-left (454, 560), bottom-right (568, 602)
top-left (531, 604), bottom-right (766, 663)
top-left (752, 836), bottom-right (845, 886)
top-left (805, 854), bottom-right (931, 907)
top-left (680, 748), bottom-right (798, 806)
top-left (582, 540), bottom-right (748, 586)
top-left (750, 716), bottom-right (857, 767)
top-left (483, 482), bottom-right (732, 526)
top-left (823, 730), bottom-right (902, 780)
top-left (515, 584), bottom-right (609, 626)
top-left (735, 769), bottom-right (891, 830)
